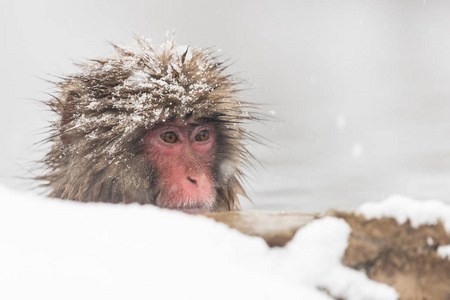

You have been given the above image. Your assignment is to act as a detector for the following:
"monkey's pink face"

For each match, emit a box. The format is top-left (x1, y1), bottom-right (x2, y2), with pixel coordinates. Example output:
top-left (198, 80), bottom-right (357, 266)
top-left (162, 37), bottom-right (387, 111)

top-left (144, 122), bottom-right (217, 214)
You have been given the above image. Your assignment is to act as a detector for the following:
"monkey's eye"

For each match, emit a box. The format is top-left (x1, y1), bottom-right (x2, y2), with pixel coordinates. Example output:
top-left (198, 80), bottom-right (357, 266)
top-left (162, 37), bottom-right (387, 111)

top-left (194, 130), bottom-right (210, 142)
top-left (160, 132), bottom-right (178, 143)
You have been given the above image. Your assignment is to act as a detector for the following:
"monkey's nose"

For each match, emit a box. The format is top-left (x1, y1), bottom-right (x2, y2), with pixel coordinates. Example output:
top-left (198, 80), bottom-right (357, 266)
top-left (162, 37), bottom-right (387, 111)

top-left (187, 176), bottom-right (197, 185)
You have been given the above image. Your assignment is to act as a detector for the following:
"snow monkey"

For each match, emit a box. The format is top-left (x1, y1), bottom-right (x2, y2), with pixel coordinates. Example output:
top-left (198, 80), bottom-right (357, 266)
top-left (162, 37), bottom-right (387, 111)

top-left (40, 36), bottom-right (259, 213)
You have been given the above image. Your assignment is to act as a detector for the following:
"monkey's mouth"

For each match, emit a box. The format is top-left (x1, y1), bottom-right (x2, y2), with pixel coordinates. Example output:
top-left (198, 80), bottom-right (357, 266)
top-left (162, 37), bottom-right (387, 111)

top-left (155, 192), bottom-right (214, 214)
top-left (158, 204), bottom-right (210, 214)
top-left (155, 196), bottom-right (211, 214)
top-left (177, 205), bottom-right (210, 214)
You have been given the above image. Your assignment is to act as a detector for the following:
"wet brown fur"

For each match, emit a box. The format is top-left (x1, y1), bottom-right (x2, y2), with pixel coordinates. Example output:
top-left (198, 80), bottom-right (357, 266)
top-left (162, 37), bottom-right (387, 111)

top-left (39, 36), bottom-right (258, 211)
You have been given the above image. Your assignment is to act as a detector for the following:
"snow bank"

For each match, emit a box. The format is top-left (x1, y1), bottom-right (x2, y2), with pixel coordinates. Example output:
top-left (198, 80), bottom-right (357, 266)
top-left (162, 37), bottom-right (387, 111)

top-left (0, 186), bottom-right (396, 300)
top-left (356, 194), bottom-right (450, 232)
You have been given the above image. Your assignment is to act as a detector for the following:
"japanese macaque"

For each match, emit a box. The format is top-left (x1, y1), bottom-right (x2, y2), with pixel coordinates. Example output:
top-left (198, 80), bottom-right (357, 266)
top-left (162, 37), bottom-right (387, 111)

top-left (40, 36), bottom-right (258, 213)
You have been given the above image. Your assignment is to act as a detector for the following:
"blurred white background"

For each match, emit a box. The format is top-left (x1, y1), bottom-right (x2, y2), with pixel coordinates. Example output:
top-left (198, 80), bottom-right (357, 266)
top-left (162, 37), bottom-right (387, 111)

top-left (1, 0), bottom-right (450, 212)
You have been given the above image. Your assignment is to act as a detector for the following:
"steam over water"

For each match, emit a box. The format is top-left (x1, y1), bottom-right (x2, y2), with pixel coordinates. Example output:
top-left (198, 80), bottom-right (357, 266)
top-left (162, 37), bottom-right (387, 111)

top-left (244, 96), bottom-right (450, 212)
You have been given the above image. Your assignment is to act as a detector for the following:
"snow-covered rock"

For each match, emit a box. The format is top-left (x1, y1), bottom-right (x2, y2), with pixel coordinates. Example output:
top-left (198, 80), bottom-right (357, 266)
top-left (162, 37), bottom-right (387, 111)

top-left (0, 185), bottom-right (396, 300)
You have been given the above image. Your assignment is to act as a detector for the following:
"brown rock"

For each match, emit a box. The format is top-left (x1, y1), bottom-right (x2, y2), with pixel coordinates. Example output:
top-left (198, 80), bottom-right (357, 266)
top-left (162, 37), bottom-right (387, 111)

top-left (206, 210), bottom-right (450, 299)
top-left (205, 210), bottom-right (320, 247)
top-left (333, 212), bottom-right (450, 300)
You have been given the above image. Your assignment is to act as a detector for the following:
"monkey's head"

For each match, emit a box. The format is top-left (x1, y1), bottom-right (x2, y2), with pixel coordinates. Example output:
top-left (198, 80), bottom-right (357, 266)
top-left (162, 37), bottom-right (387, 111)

top-left (41, 36), bottom-right (258, 213)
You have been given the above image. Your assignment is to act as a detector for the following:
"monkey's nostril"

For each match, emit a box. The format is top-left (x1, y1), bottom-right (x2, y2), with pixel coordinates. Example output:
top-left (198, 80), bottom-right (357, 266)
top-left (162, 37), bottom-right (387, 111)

top-left (187, 176), bottom-right (197, 185)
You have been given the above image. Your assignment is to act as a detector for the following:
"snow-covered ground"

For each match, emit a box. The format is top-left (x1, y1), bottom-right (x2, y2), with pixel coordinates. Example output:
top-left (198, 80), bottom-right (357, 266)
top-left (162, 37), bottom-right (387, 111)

top-left (3, 183), bottom-right (450, 299)
top-left (357, 194), bottom-right (450, 231)
top-left (0, 185), bottom-right (400, 300)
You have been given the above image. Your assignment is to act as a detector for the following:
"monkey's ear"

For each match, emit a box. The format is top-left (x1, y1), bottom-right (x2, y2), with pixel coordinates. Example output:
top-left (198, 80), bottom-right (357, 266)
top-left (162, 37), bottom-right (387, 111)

top-left (60, 91), bottom-right (79, 145)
